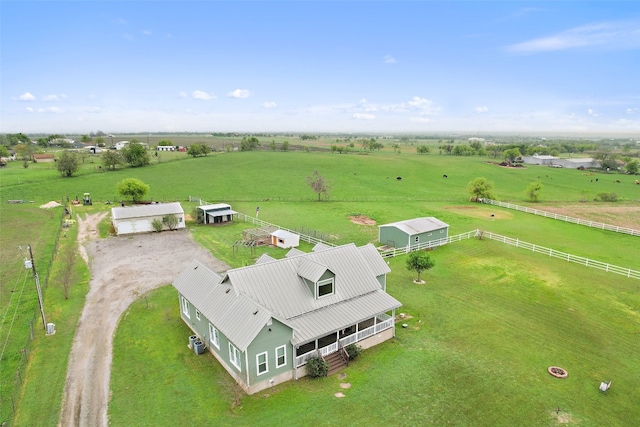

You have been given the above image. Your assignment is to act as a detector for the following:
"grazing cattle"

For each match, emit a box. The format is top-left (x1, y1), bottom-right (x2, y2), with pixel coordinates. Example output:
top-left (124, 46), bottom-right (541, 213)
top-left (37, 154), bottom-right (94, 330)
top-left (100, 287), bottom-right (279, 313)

top-left (615, 180), bottom-right (621, 183)
top-left (396, 176), bottom-right (402, 180)
top-left (635, 180), bottom-right (639, 185)
top-left (442, 174), bottom-right (448, 178)
top-left (595, 178), bottom-right (599, 182)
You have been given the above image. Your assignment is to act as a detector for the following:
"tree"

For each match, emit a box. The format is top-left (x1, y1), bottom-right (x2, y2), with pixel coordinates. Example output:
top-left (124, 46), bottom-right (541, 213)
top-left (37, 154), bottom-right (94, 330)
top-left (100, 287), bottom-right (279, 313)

top-left (307, 170), bottom-right (330, 201)
top-left (625, 159), bottom-right (638, 175)
top-left (270, 140), bottom-right (277, 151)
top-left (281, 140), bottom-right (289, 151)
top-left (503, 148), bottom-right (521, 163)
top-left (188, 144), bottom-right (208, 157)
top-left (56, 151), bottom-right (80, 177)
top-left (81, 134), bottom-right (92, 143)
top-left (468, 177), bottom-right (496, 201)
top-left (163, 214), bottom-right (179, 230)
top-left (102, 150), bottom-right (123, 170)
top-left (14, 143), bottom-right (34, 161)
top-left (406, 251), bottom-right (435, 283)
top-left (152, 218), bottom-right (164, 232)
top-left (157, 140), bottom-right (173, 146)
top-left (240, 136), bottom-right (259, 151)
top-left (121, 140), bottom-right (150, 167)
top-left (117, 178), bottom-right (150, 202)
top-left (416, 145), bottom-right (430, 155)
top-left (0, 145), bottom-right (9, 157)
top-left (525, 181), bottom-right (543, 202)
top-left (95, 136), bottom-right (106, 147)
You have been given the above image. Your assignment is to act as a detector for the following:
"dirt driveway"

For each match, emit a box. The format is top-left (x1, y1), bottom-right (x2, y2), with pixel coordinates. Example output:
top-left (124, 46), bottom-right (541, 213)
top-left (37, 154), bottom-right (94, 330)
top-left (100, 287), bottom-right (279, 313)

top-left (59, 213), bottom-right (229, 427)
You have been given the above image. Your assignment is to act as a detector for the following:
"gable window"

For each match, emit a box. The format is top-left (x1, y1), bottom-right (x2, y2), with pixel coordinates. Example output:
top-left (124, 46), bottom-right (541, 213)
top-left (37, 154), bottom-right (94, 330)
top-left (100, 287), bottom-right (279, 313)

top-left (317, 278), bottom-right (334, 298)
top-left (209, 323), bottom-right (220, 349)
top-left (428, 232), bottom-right (432, 236)
top-left (275, 345), bottom-right (286, 368)
top-left (195, 310), bottom-right (201, 320)
top-left (180, 296), bottom-right (190, 318)
top-left (229, 343), bottom-right (241, 371)
top-left (256, 352), bottom-right (268, 375)
top-left (440, 230), bottom-right (445, 233)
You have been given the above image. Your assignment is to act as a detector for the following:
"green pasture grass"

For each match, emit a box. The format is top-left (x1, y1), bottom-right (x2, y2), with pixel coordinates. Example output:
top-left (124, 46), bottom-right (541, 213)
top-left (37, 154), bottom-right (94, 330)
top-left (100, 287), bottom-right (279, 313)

top-left (0, 204), bottom-right (62, 425)
top-left (12, 220), bottom-right (91, 426)
top-left (108, 239), bottom-right (640, 426)
top-left (2, 151), bottom-right (638, 205)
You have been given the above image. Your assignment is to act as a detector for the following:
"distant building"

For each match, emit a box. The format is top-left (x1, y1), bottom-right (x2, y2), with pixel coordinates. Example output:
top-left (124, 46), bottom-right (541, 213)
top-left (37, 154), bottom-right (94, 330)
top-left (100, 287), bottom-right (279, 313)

top-left (111, 202), bottom-right (185, 235)
top-left (379, 217), bottom-right (449, 249)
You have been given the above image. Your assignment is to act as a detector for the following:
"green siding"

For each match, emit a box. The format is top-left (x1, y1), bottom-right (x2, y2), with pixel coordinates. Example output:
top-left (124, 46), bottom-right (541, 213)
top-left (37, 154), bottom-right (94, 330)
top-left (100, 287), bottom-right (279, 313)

top-left (379, 226), bottom-right (448, 248)
top-left (246, 319), bottom-right (293, 385)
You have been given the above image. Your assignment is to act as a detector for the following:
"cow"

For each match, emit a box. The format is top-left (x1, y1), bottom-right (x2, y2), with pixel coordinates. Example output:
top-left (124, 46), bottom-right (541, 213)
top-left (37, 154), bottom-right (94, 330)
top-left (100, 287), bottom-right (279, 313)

top-left (442, 174), bottom-right (448, 178)
top-left (635, 180), bottom-right (639, 185)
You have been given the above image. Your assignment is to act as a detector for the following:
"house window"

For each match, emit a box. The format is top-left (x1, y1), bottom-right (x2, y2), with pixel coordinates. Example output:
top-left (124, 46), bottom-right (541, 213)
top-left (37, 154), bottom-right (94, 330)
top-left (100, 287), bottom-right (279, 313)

top-left (229, 343), bottom-right (241, 371)
top-left (275, 345), bottom-right (286, 368)
top-left (209, 323), bottom-right (220, 349)
top-left (428, 232), bottom-right (432, 236)
top-left (179, 217), bottom-right (183, 223)
top-left (440, 230), bottom-right (444, 233)
top-left (195, 310), bottom-right (201, 320)
top-left (317, 278), bottom-right (334, 298)
top-left (414, 236), bottom-right (419, 243)
top-left (256, 352), bottom-right (268, 375)
top-left (181, 296), bottom-right (190, 318)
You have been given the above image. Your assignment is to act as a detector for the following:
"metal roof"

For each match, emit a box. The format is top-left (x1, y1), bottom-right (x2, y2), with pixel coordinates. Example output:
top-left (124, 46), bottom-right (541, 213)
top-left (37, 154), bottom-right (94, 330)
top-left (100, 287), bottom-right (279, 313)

top-left (271, 229), bottom-right (298, 239)
top-left (255, 254), bottom-right (276, 264)
top-left (379, 217), bottom-right (448, 235)
top-left (205, 209), bottom-right (237, 217)
top-left (312, 242), bottom-right (332, 252)
top-left (173, 260), bottom-right (274, 351)
top-left (225, 243), bottom-right (396, 319)
top-left (296, 258), bottom-right (330, 283)
top-left (198, 203), bottom-right (231, 211)
top-left (111, 202), bottom-right (184, 220)
top-left (174, 243), bottom-right (401, 350)
top-left (285, 248), bottom-right (305, 258)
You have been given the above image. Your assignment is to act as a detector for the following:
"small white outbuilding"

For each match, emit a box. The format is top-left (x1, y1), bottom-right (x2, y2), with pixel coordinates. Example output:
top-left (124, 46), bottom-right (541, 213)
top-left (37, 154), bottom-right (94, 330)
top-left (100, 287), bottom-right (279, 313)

top-left (111, 202), bottom-right (185, 235)
top-left (270, 229), bottom-right (300, 249)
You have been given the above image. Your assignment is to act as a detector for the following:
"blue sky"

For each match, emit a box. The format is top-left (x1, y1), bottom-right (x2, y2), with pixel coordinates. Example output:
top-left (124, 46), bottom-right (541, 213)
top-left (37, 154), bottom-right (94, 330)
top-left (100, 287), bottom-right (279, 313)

top-left (2, 1), bottom-right (639, 135)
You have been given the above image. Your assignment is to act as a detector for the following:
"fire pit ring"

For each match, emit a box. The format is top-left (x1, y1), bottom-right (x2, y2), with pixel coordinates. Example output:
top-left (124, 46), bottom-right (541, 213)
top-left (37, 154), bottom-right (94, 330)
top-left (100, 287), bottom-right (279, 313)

top-left (548, 366), bottom-right (568, 379)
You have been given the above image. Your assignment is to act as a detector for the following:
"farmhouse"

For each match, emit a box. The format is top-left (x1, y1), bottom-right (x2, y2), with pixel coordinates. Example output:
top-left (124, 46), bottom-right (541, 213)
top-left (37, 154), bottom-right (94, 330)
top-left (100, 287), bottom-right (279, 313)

top-left (197, 203), bottom-right (237, 225)
top-left (111, 202), bottom-right (185, 235)
top-left (270, 229), bottom-right (300, 248)
top-left (379, 217), bottom-right (449, 249)
top-left (173, 243), bottom-right (401, 394)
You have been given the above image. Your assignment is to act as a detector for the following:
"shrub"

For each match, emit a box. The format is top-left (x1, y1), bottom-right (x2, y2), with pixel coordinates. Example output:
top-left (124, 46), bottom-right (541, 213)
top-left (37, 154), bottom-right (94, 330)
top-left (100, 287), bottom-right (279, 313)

top-left (191, 207), bottom-right (205, 224)
top-left (306, 356), bottom-right (328, 378)
top-left (595, 192), bottom-right (618, 202)
top-left (345, 344), bottom-right (362, 361)
top-left (109, 223), bottom-right (117, 236)
top-left (151, 218), bottom-right (164, 232)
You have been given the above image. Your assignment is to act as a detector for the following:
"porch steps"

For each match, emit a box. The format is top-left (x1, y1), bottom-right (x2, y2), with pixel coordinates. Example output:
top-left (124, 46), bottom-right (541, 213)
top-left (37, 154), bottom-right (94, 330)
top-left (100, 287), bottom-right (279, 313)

top-left (325, 351), bottom-right (348, 376)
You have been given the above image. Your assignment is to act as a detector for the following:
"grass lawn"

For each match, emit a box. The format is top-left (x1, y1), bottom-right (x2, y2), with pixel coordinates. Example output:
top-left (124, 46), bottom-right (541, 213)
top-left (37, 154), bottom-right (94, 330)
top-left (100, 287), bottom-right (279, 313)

top-left (2, 148), bottom-right (639, 426)
top-left (109, 239), bottom-right (640, 426)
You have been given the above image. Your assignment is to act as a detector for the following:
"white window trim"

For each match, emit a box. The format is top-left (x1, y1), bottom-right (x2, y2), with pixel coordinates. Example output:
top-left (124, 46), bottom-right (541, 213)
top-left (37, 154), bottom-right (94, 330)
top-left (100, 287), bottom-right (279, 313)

top-left (209, 323), bottom-right (220, 349)
top-left (181, 296), bottom-right (190, 318)
top-left (229, 343), bottom-right (241, 371)
top-left (275, 345), bottom-right (286, 368)
top-left (317, 278), bottom-right (334, 298)
top-left (256, 351), bottom-right (268, 376)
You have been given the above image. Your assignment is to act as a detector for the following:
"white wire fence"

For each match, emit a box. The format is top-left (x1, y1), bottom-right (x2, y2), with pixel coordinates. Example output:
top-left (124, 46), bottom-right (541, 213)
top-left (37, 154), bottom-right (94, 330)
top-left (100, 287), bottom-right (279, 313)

top-left (480, 199), bottom-right (640, 237)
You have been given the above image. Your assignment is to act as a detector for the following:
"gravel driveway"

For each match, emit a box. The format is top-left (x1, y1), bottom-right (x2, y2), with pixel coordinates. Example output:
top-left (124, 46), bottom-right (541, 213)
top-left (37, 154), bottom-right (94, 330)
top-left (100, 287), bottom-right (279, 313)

top-left (58, 213), bottom-right (229, 427)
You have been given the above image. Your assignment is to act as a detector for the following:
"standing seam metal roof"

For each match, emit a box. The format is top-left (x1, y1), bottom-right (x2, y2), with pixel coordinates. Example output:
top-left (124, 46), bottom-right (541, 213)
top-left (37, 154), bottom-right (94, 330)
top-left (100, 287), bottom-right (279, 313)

top-left (111, 202), bottom-right (184, 220)
top-left (379, 217), bottom-right (449, 235)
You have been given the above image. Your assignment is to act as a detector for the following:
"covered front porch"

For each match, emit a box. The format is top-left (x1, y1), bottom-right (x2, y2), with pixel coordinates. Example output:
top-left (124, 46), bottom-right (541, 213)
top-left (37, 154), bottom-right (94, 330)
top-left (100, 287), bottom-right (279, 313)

top-left (294, 311), bottom-right (395, 367)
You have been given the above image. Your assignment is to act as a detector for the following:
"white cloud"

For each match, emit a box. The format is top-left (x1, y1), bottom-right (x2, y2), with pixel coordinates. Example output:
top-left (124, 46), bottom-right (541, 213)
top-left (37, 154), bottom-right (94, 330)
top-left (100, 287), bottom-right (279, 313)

top-left (353, 113), bottom-right (375, 120)
top-left (262, 102), bottom-right (277, 109)
top-left (192, 90), bottom-right (215, 100)
top-left (383, 55), bottom-right (396, 64)
top-left (227, 89), bottom-right (251, 99)
top-left (587, 108), bottom-right (599, 117)
top-left (84, 107), bottom-right (103, 113)
top-left (142, 30), bottom-right (152, 36)
top-left (475, 106), bottom-right (489, 113)
top-left (178, 91), bottom-right (187, 98)
top-left (410, 117), bottom-right (431, 123)
top-left (16, 92), bottom-right (35, 101)
top-left (43, 94), bottom-right (67, 101)
top-left (626, 107), bottom-right (638, 115)
top-left (38, 107), bottom-right (63, 113)
top-left (25, 107), bottom-right (34, 113)
top-left (116, 18), bottom-right (128, 25)
top-left (508, 19), bottom-right (640, 53)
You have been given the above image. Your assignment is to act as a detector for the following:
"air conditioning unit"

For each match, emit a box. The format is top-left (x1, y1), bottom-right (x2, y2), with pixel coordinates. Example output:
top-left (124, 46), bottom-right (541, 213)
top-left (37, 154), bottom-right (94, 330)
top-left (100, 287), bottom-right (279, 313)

top-left (189, 335), bottom-right (198, 349)
top-left (193, 340), bottom-right (206, 355)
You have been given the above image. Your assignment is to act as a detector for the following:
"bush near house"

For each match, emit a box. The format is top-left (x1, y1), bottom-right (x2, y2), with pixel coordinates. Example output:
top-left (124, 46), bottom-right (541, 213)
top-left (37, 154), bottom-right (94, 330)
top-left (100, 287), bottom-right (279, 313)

top-left (306, 356), bottom-right (329, 378)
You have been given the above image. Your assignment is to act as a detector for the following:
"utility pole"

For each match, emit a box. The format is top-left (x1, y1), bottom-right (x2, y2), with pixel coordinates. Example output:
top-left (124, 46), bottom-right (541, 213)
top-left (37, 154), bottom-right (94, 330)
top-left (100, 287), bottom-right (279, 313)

top-left (26, 245), bottom-right (47, 330)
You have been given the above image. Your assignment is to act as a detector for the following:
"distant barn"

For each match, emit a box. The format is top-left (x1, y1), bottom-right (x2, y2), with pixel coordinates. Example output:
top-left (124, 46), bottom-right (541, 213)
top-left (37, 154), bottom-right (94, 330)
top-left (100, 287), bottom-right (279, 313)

top-left (379, 217), bottom-right (449, 249)
top-left (111, 202), bottom-right (185, 235)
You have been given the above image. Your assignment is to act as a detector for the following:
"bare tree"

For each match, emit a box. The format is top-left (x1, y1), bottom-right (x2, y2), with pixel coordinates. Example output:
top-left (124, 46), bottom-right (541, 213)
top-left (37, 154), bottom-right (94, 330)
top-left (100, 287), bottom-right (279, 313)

top-left (307, 170), bottom-right (331, 201)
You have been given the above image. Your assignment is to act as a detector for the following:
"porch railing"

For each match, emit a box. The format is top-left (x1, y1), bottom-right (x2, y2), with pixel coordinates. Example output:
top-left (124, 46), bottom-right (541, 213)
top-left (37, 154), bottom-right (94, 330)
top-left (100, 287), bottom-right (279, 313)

top-left (295, 313), bottom-right (395, 367)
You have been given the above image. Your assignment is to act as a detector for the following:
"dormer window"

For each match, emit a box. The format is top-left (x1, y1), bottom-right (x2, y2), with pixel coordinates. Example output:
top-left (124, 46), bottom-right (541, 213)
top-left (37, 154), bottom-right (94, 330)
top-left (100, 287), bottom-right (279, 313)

top-left (318, 278), bottom-right (334, 298)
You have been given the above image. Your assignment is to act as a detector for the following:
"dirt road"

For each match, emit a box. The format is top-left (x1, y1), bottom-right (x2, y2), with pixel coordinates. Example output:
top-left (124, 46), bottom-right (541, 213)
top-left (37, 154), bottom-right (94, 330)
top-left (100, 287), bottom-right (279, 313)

top-left (58, 213), bottom-right (229, 427)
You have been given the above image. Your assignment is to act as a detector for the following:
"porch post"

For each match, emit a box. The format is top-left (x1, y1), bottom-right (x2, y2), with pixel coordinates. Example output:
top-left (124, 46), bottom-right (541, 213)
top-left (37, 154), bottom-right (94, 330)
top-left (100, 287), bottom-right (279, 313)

top-left (392, 309), bottom-right (396, 337)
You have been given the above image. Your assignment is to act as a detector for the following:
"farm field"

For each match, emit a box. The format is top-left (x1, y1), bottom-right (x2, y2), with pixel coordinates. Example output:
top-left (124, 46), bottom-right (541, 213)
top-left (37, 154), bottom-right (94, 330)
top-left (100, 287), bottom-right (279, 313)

top-left (1, 148), bottom-right (639, 426)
